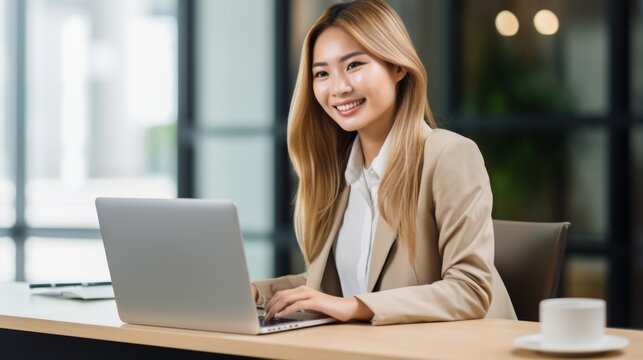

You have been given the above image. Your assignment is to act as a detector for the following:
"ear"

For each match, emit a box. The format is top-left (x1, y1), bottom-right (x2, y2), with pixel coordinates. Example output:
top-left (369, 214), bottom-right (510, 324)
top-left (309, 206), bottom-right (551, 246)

top-left (394, 66), bottom-right (407, 83)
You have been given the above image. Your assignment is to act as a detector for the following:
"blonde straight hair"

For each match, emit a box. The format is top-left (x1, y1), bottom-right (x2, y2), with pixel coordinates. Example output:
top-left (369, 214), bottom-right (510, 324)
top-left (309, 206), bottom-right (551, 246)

top-left (288, 0), bottom-right (436, 264)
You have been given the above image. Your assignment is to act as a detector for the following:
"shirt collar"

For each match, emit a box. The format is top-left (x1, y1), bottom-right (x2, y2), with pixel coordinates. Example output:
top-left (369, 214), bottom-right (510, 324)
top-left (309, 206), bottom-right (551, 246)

top-left (345, 135), bottom-right (364, 185)
top-left (370, 131), bottom-right (392, 179)
top-left (344, 121), bottom-right (433, 185)
top-left (344, 130), bottom-right (393, 184)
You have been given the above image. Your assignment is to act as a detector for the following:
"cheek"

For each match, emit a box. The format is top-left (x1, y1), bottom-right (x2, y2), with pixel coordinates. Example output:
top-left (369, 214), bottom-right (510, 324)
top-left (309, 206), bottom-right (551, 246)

top-left (351, 73), bottom-right (365, 91)
top-left (372, 72), bottom-right (398, 103)
top-left (312, 83), bottom-right (327, 107)
top-left (359, 69), bottom-right (394, 99)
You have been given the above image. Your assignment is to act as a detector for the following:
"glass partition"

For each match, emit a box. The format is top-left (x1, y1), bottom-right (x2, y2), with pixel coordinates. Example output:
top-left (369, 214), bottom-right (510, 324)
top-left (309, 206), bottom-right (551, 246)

top-left (0, 237), bottom-right (16, 281)
top-left (470, 128), bottom-right (608, 243)
top-left (243, 238), bottom-right (274, 281)
top-left (25, 0), bottom-right (178, 228)
top-left (461, 0), bottom-right (608, 116)
top-left (196, 0), bottom-right (275, 128)
top-left (0, 0), bottom-right (15, 228)
top-left (25, 237), bottom-right (110, 282)
top-left (196, 136), bottom-right (274, 233)
top-left (195, 0), bottom-right (276, 279)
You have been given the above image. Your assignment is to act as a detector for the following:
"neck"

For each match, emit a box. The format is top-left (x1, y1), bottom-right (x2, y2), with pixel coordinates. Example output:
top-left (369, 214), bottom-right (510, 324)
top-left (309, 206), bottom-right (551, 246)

top-left (358, 118), bottom-right (394, 169)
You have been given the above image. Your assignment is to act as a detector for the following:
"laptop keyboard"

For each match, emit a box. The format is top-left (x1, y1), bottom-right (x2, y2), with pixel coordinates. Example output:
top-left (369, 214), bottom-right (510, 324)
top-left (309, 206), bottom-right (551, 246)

top-left (258, 315), bottom-right (298, 327)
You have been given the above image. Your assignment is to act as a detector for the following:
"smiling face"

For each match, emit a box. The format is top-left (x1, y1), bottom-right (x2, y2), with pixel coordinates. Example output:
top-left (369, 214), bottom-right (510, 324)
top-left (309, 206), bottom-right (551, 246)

top-left (311, 26), bottom-right (405, 137)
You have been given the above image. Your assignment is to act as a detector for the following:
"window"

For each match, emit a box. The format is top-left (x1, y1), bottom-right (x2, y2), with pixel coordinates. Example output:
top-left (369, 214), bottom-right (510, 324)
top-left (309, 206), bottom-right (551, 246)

top-left (25, 237), bottom-right (109, 282)
top-left (194, 0), bottom-right (277, 280)
top-left (469, 129), bottom-right (608, 245)
top-left (1, 0), bottom-right (15, 281)
top-left (26, 0), bottom-right (177, 228)
top-left (0, 237), bottom-right (15, 281)
top-left (457, 0), bottom-right (639, 326)
top-left (5, 0), bottom-right (178, 282)
top-left (461, 0), bottom-right (608, 116)
top-left (0, 0), bottom-right (14, 229)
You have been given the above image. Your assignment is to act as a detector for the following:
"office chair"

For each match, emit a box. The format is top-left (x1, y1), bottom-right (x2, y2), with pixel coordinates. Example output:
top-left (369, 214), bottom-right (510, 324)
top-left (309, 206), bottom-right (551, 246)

top-left (493, 220), bottom-right (570, 322)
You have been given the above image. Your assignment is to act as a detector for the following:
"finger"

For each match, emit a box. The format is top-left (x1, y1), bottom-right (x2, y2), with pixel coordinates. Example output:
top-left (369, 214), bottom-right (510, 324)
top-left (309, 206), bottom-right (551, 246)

top-left (279, 293), bottom-right (343, 321)
top-left (275, 300), bottom-right (312, 319)
top-left (264, 288), bottom-right (291, 312)
top-left (264, 289), bottom-right (311, 320)
top-left (265, 286), bottom-right (311, 313)
top-left (265, 286), bottom-right (309, 311)
top-left (265, 293), bottom-right (309, 320)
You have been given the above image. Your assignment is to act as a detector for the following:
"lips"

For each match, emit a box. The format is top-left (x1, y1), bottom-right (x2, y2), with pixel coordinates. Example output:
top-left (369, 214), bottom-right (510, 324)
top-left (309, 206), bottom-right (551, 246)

top-left (333, 98), bottom-right (366, 116)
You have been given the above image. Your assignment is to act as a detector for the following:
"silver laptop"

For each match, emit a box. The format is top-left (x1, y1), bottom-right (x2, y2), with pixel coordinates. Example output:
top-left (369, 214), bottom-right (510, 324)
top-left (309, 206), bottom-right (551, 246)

top-left (95, 197), bottom-right (336, 334)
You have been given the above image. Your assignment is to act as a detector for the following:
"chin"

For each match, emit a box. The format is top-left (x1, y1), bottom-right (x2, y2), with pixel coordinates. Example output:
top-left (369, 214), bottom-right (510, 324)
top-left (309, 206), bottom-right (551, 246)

top-left (335, 122), bottom-right (362, 133)
top-left (330, 117), bottom-right (364, 133)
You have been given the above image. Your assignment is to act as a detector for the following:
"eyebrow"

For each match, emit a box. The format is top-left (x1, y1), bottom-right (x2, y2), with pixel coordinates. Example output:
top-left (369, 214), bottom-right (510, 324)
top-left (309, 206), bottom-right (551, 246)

top-left (312, 51), bottom-right (367, 68)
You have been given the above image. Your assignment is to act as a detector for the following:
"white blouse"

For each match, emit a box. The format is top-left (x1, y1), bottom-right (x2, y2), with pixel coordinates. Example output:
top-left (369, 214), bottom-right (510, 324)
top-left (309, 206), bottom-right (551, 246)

top-left (333, 133), bottom-right (392, 298)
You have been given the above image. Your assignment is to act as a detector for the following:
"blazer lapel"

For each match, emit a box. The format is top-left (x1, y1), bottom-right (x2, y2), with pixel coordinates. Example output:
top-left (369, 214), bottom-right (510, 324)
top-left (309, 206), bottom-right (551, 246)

top-left (364, 122), bottom-right (430, 291)
top-left (367, 216), bottom-right (397, 292)
top-left (306, 188), bottom-right (399, 293)
top-left (306, 187), bottom-right (349, 290)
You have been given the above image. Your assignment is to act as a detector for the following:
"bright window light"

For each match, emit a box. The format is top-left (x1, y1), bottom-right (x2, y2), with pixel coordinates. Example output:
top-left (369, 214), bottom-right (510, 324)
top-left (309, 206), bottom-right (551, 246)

top-left (25, 237), bottom-right (110, 282)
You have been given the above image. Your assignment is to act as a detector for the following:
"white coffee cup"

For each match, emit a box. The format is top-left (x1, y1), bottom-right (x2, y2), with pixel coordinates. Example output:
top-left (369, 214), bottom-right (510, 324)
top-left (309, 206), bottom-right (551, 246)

top-left (539, 298), bottom-right (606, 347)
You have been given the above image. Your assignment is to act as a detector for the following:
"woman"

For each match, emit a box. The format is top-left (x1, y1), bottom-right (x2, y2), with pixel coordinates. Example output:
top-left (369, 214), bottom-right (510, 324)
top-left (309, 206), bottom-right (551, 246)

top-left (253, 0), bottom-right (517, 325)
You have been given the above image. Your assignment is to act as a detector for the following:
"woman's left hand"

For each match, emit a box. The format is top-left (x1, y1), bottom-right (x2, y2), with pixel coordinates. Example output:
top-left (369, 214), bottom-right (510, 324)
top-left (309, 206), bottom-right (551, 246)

top-left (262, 286), bottom-right (374, 322)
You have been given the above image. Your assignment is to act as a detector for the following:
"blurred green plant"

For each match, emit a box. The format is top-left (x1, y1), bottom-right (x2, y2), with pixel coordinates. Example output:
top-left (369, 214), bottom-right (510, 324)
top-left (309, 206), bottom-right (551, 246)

top-left (473, 132), bottom-right (565, 221)
top-left (465, 39), bottom-right (575, 114)
top-left (464, 37), bottom-right (575, 221)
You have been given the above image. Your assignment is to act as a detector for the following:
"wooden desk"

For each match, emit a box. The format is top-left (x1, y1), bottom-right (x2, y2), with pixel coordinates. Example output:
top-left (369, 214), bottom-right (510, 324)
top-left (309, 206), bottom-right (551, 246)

top-left (0, 282), bottom-right (641, 359)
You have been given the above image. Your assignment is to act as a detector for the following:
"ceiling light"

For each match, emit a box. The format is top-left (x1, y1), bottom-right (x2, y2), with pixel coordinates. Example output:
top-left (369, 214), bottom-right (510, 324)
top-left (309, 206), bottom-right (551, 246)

top-left (534, 9), bottom-right (559, 35)
top-left (495, 10), bottom-right (519, 36)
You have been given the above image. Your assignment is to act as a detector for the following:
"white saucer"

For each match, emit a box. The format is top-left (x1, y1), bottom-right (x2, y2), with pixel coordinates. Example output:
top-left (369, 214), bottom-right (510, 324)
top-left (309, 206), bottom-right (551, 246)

top-left (514, 334), bottom-right (629, 354)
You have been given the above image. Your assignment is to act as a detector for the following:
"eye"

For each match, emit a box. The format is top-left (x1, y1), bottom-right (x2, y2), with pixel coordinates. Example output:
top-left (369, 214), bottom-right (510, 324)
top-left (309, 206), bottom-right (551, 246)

top-left (347, 61), bottom-right (364, 71)
top-left (314, 71), bottom-right (328, 78)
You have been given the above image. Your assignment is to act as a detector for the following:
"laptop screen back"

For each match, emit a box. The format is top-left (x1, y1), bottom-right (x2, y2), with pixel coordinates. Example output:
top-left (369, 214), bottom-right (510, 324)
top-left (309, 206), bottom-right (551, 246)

top-left (96, 197), bottom-right (260, 334)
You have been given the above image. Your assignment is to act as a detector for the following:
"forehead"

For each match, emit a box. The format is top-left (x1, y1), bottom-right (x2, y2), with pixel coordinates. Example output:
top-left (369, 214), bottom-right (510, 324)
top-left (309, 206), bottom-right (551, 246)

top-left (312, 26), bottom-right (367, 62)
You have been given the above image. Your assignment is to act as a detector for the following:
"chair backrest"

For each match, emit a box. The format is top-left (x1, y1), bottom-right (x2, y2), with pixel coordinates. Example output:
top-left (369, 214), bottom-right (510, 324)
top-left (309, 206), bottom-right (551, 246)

top-left (493, 220), bottom-right (570, 321)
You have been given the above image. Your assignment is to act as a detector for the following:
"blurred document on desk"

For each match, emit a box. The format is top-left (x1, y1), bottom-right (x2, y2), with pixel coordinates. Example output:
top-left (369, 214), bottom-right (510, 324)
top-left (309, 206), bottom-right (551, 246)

top-left (32, 285), bottom-right (115, 300)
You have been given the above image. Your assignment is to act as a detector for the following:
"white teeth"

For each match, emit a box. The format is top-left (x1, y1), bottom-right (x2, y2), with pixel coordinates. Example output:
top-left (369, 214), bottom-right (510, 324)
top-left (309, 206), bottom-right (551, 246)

top-left (336, 99), bottom-right (365, 112)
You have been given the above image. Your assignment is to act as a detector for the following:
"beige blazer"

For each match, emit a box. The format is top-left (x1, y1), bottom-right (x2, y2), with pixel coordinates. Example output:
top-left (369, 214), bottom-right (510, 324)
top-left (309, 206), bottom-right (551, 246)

top-left (254, 126), bottom-right (517, 325)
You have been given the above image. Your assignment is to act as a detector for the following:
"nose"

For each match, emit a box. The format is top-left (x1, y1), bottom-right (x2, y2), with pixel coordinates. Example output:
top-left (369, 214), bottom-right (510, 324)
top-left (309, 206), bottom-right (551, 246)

top-left (331, 73), bottom-right (352, 97)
